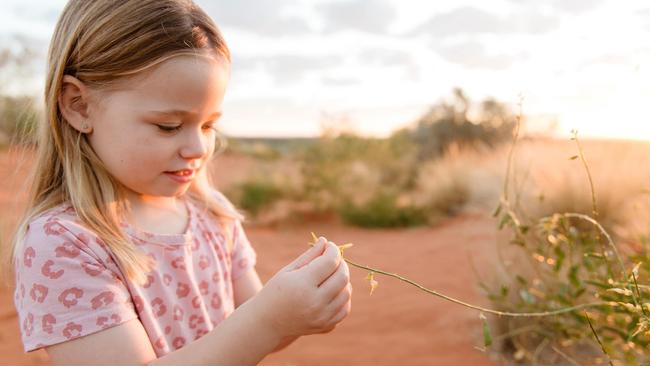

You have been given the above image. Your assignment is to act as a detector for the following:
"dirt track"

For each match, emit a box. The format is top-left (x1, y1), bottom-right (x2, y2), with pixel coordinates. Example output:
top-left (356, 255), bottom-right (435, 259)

top-left (0, 149), bottom-right (502, 365)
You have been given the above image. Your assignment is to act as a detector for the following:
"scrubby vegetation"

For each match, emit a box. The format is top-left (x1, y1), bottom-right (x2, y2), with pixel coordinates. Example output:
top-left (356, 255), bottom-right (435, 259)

top-left (482, 127), bottom-right (650, 365)
top-left (231, 88), bottom-right (517, 226)
top-left (0, 95), bottom-right (39, 148)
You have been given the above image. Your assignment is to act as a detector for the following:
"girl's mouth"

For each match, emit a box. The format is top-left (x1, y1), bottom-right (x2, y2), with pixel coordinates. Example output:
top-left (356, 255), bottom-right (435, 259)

top-left (164, 169), bottom-right (195, 183)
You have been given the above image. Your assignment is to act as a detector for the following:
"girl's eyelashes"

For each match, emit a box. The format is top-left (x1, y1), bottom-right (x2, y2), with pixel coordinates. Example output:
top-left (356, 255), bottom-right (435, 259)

top-left (155, 123), bottom-right (218, 134)
top-left (156, 124), bottom-right (182, 132)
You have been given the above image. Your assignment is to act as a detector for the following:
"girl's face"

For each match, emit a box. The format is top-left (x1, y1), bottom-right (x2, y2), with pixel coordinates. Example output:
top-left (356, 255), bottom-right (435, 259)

top-left (86, 54), bottom-right (229, 206)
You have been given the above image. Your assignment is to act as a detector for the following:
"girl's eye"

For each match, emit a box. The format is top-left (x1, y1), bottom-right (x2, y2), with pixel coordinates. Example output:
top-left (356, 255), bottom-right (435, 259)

top-left (156, 124), bottom-right (181, 133)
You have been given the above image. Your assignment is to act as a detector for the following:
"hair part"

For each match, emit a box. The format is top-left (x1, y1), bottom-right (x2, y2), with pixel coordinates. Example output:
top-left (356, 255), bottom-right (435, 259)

top-left (8, 0), bottom-right (240, 286)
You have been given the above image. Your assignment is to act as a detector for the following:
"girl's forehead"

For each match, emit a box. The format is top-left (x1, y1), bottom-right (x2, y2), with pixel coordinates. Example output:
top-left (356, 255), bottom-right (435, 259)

top-left (102, 55), bottom-right (229, 112)
top-left (137, 54), bottom-right (228, 89)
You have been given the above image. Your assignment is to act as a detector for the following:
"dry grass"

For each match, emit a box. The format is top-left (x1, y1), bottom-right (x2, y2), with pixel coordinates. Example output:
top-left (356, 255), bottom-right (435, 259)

top-left (433, 138), bottom-right (650, 240)
top-left (222, 137), bottom-right (650, 234)
top-left (509, 138), bottom-right (650, 241)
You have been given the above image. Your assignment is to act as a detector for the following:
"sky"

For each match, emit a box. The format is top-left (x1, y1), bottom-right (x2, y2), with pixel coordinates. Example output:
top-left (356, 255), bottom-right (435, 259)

top-left (1, 0), bottom-right (649, 139)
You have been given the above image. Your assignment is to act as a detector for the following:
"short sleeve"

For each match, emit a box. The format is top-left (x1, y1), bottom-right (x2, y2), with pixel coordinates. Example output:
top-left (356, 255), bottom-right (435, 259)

top-left (230, 219), bottom-right (257, 280)
top-left (13, 214), bottom-right (138, 352)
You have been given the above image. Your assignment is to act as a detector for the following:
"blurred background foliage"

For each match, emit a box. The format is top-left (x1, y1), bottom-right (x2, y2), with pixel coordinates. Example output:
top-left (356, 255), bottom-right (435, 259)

top-left (226, 87), bottom-right (517, 227)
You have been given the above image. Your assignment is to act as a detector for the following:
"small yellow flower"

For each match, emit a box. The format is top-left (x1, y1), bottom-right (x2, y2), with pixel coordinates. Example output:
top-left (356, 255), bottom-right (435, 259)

top-left (309, 232), bottom-right (319, 246)
top-left (366, 272), bottom-right (379, 295)
top-left (338, 243), bottom-right (354, 256)
top-left (309, 232), bottom-right (354, 256)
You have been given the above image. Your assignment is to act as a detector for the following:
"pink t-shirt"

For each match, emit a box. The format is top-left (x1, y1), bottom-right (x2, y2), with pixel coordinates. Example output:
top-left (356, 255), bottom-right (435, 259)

top-left (13, 193), bottom-right (256, 357)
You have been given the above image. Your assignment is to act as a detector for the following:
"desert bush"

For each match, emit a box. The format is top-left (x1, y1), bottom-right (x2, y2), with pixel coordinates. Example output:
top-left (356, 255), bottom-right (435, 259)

top-left (483, 133), bottom-right (650, 365)
top-left (339, 192), bottom-right (428, 228)
top-left (234, 180), bottom-right (283, 217)
top-left (0, 95), bottom-right (39, 147)
top-left (395, 88), bottom-right (517, 162)
top-left (509, 139), bottom-right (650, 236)
top-left (225, 156), bottom-right (304, 220)
top-left (297, 132), bottom-right (417, 213)
top-left (237, 89), bottom-right (520, 228)
top-left (226, 139), bottom-right (282, 160)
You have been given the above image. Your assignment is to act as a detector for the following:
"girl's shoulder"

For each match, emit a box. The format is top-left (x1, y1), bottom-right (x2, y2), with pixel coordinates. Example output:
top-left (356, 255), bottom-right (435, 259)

top-left (19, 202), bottom-right (114, 268)
top-left (26, 203), bottom-right (93, 242)
top-left (29, 201), bottom-right (79, 226)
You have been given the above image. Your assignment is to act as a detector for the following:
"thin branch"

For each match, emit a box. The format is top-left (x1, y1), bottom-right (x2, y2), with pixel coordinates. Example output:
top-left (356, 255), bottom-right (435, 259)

top-left (584, 311), bottom-right (614, 366)
top-left (344, 257), bottom-right (611, 318)
top-left (550, 345), bottom-right (582, 366)
top-left (561, 213), bottom-right (626, 280)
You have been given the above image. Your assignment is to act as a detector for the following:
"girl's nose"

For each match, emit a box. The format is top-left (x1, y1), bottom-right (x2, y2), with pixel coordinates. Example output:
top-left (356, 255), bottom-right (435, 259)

top-left (179, 128), bottom-right (211, 159)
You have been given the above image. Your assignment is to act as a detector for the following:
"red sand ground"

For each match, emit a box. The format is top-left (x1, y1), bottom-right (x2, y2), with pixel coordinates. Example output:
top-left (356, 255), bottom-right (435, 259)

top-left (0, 149), bottom-right (502, 365)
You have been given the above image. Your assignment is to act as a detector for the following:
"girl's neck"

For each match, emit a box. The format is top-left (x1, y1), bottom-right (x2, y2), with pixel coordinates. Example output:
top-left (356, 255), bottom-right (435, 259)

top-left (122, 192), bottom-right (189, 236)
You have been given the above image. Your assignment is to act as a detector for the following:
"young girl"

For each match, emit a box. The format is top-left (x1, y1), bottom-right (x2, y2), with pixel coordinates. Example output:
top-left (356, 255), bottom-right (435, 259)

top-left (10, 0), bottom-right (352, 364)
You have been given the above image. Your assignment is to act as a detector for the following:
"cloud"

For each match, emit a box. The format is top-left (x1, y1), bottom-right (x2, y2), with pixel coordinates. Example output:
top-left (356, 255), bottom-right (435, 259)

top-left (436, 40), bottom-right (522, 70)
top-left (321, 76), bottom-right (360, 86)
top-left (550, 0), bottom-right (602, 14)
top-left (640, 8), bottom-right (650, 31)
top-left (317, 0), bottom-right (396, 34)
top-left (236, 54), bottom-right (343, 83)
top-left (508, 0), bottom-right (604, 15)
top-left (0, 1), bottom-right (65, 40)
top-left (358, 48), bottom-right (413, 66)
top-left (10, 3), bottom-right (62, 24)
top-left (357, 48), bottom-right (421, 80)
top-left (410, 6), bottom-right (559, 37)
top-left (195, 0), bottom-right (311, 36)
top-left (583, 53), bottom-right (631, 67)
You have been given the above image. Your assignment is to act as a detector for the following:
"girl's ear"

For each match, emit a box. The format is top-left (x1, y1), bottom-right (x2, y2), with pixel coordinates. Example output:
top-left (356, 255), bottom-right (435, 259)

top-left (58, 75), bottom-right (93, 133)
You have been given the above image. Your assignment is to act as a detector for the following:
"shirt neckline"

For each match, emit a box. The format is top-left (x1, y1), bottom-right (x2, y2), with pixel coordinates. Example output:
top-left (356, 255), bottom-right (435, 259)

top-left (121, 198), bottom-right (194, 246)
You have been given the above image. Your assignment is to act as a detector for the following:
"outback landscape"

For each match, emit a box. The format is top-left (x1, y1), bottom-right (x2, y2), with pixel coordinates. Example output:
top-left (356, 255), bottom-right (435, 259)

top-left (2, 1), bottom-right (650, 364)
top-left (1, 123), bottom-right (649, 365)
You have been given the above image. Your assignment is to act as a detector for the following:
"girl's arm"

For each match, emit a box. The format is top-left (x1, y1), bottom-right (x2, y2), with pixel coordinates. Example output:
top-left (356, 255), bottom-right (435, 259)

top-left (46, 240), bottom-right (351, 366)
top-left (233, 267), bottom-right (299, 353)
top-left (47, 295), bottom-right (283, 366)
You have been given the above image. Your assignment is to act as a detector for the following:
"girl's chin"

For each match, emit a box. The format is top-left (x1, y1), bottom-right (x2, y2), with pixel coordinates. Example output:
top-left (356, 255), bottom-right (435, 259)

top-left (118, 182), bottom-right (192, 200)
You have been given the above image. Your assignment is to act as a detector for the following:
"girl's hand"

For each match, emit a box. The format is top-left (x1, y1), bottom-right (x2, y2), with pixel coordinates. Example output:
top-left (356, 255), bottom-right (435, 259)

top-left (253, 237), bottom-right (352, 338)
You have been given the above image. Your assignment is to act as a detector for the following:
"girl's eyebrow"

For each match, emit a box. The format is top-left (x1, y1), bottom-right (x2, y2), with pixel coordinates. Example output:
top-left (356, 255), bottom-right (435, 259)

top-left (148, 109), bottom-right (222, 119)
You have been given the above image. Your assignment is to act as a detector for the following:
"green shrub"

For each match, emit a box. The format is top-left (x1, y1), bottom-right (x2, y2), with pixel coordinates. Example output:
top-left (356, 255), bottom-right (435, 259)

top-left (235, 180), bottom-right (282, 217)
top-left (298, 133), bottom-right (417, 213)
top-left (339, 192), bottom-right (428, 228)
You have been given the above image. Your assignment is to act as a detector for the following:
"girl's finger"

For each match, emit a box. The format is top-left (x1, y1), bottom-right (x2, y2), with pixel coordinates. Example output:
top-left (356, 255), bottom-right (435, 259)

top-left (326, 294), bottom-right (351, 326)
top-left (301, 242), bottom-right (341, 286)
top-left (287, 237), bottom-right (327, 271)
top-left (327, 283), bottom-right (351, 314)
top-left (318, 260), bottom-right (349, 301)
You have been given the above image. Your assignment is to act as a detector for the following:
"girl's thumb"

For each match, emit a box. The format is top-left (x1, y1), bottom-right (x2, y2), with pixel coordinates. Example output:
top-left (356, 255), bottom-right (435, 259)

top-left (287, 237), bottom-right (327, 271)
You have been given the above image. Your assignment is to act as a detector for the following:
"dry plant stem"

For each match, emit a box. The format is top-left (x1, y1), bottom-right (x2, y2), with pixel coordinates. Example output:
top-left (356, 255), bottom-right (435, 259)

top-left (532, 337), bottom-right (549, 366)
top-left (502, 99), bottom-right (523, 203)
top-left (550, 346), bottom-right (582, 366)
top-left (562, 213), bottom-right (627, 280)
top-left (584, 311), bottom-right (614, 366)
top-left (491, 324), bottom-right (540, 342)
top-left (571, 132), bottom-right (598, 221)
top-left (343, 257), bottom-right (610, 317)
top-left (572, 131), bottom-right (615, 281)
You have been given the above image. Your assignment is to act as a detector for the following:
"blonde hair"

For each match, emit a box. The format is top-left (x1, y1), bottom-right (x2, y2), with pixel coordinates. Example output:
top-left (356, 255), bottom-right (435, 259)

top-left (8, 0), bottom-right (242, 285)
